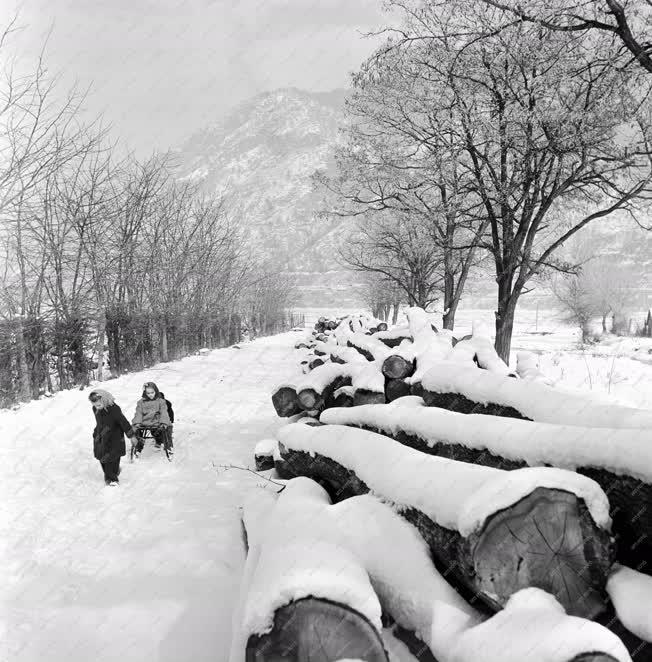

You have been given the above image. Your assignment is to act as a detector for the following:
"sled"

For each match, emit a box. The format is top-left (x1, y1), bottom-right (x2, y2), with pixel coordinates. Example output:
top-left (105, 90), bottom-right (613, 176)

top-left (130, 425), bottom-right (173, 462)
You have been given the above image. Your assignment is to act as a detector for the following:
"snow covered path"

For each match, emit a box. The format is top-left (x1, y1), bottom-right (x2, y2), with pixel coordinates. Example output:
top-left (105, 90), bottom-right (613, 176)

top-left (1, 334), bottom-right (298, 662)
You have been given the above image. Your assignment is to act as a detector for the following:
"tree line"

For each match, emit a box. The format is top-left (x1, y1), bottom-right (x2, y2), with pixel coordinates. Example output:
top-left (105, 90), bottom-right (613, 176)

top-left (319, 0), bottom-right (652, 360)
top-left (0, 19), bottom-right (295, 407)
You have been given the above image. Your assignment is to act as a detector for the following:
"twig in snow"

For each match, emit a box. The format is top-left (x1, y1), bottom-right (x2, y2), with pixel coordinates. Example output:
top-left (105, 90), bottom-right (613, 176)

top-left (581, 352), bottom-right (593, 390)
top-left (607, 354), bottom-right (617, 394)
top-left (213, 462), bottom-right (286, 492)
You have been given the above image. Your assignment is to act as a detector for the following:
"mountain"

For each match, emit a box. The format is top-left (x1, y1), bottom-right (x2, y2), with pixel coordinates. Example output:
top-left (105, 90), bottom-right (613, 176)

top-left (172, 87), bottom-right (652, 314)
top-left (172, 87), bottom-right (366, 307)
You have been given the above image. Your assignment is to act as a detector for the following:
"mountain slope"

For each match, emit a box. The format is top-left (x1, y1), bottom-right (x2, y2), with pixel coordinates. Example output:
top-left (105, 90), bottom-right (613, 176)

top-left (173, 88), bottom-right (357, 285)
top-left (172, 87), bottom-right (651, 312)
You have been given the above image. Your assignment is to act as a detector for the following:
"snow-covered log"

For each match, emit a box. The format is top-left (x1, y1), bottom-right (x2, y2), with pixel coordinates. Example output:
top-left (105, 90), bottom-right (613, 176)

top-left (421, 361), bottom-right (652, 428)
top-left (320, 403), bottom-right (652, 573)
top-left (332, 385), bottom-right (354, 408)
top-left (232, 482), bottom-right (389, 662)
top-left (275, 424), bottom-right (613, 619)
top-left (450, 588), bottom-right (631, 662)
top-left (352, 363), bottom-right (386, 406)
top-left (295, 363), bottom-right (379, 410)
top-left (307, 356), bottom-right (327, 371)
top-left (403, 308), bottom-right (454, 387)
top-left (516, 351), bottom-right (554, 384)
top-left (246, 598), bottom-right (389, 661)
top-left (254, 439), bottom-right (277, 471)
top-left (382, 354), bottom-right (415, 380)
top-left (448, 335), bottom-right (511, 375)
top-left (385, 378), bottom-right (411, 402)
top-left (295, 363), bottom-right (357, 411)
top-left (347, 334), bottom-right (391, 362)
top-left (372, 326), bottom-right (412, 348)
top-left (325, 343), bottom-right (369, 365)
top-left (271, 381), bottom-right (302, 417)
top-left (237, 479), bottom-right (483, 662)
top-left (607, 565), bottom-right (652, 646)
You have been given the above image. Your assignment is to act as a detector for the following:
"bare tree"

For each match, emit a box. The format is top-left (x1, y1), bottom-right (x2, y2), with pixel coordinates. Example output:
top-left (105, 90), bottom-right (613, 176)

top-left (370, 0), bottom-right (652, 361)
top-left (0, 18), bottom-right (107, 398)
top-left (477, 0), bottom-right (652, 75)
top-left (552, 273), bottom-right (601, 343)
top-left (339, 210), bottom-right (445, 310)
top-left (318, 63), bottom-right (487, 329)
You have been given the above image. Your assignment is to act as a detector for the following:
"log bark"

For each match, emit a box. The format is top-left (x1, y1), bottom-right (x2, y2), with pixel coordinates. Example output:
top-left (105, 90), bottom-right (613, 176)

top-left (382, 355), bottom-right (415, 380)
top-left (385, 378), bottom-right (412, 403)
top-left (347, 338), bottom-right (376, 361)
top-left (339, 420), bottom-right (651, 576)
top-left (308, 357), bottom-right (325, 370)
top-left (423, 389), bottom-right (530, 420)
top-left (276, 446), bottom-right (612, 619)
top-left (271, 386), bottom-right (302, 417)
top-left (330, 390), bottom-right (354, 408)
top-left (376, 334), bottom-right (412, 348)
top-left (353, 389), bottom-right (386, 406)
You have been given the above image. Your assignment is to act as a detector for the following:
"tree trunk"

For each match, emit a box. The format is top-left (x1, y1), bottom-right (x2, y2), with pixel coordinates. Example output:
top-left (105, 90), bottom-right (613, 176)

top-left (161, 322), bottom-right (169, 362)
top-left (95, 308), bottom-right (106, 381)
top-left (442, 271), bottom-right (456, 330)
top-left (392, 301), bottom-right (400, 325)
top-left (602, 312), bottom-right (608, 333)
top-left (494, 295), bottom-right (517, 363)
top-left (14, 317), bottom-right (31, 401)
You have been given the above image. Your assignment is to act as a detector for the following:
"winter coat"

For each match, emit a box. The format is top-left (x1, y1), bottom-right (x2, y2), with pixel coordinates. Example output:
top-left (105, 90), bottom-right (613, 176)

top-left (133, 396), bottom-right (171, 428)
top-left (92, 402), bottom-right (133, 462)
top-left (158, 392), bottom-right (175, 424)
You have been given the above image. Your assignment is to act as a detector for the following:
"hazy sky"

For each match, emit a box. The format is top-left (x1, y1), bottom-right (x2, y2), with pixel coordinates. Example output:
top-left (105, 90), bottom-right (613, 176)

top-left (9, 0), bottom-right (388, 156)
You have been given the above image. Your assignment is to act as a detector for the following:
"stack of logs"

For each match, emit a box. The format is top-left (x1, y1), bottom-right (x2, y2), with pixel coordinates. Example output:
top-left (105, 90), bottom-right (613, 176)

top-left (241, 308), bottom-right (651, 662)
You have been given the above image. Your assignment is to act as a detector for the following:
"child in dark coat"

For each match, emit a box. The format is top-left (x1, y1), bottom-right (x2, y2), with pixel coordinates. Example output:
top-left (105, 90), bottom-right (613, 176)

top-left (89, 389), bottom-right (134, 486)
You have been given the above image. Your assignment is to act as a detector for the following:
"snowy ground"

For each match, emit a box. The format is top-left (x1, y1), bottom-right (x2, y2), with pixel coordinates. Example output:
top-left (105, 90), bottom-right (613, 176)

top-left (1, 335), bottom-right (298, 662)
top-left (2, 315), bottom-right (651, 662)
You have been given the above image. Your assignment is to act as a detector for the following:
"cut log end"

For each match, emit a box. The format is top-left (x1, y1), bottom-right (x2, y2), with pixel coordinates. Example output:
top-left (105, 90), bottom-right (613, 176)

top-left (254, 455), bottom-right (274, 472)
top-left (382, 355), bottom-right (415, 380)
top-left (469, 487), bottom-right (613, 619)
top-left (569, 655), bottom-right (620, 662)
top-left (297, 387), bottom-right (321, 411)
top-left (271, 386), bottom-right (302, 417)
top-left (245, 597), bottom-right (389, 662)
